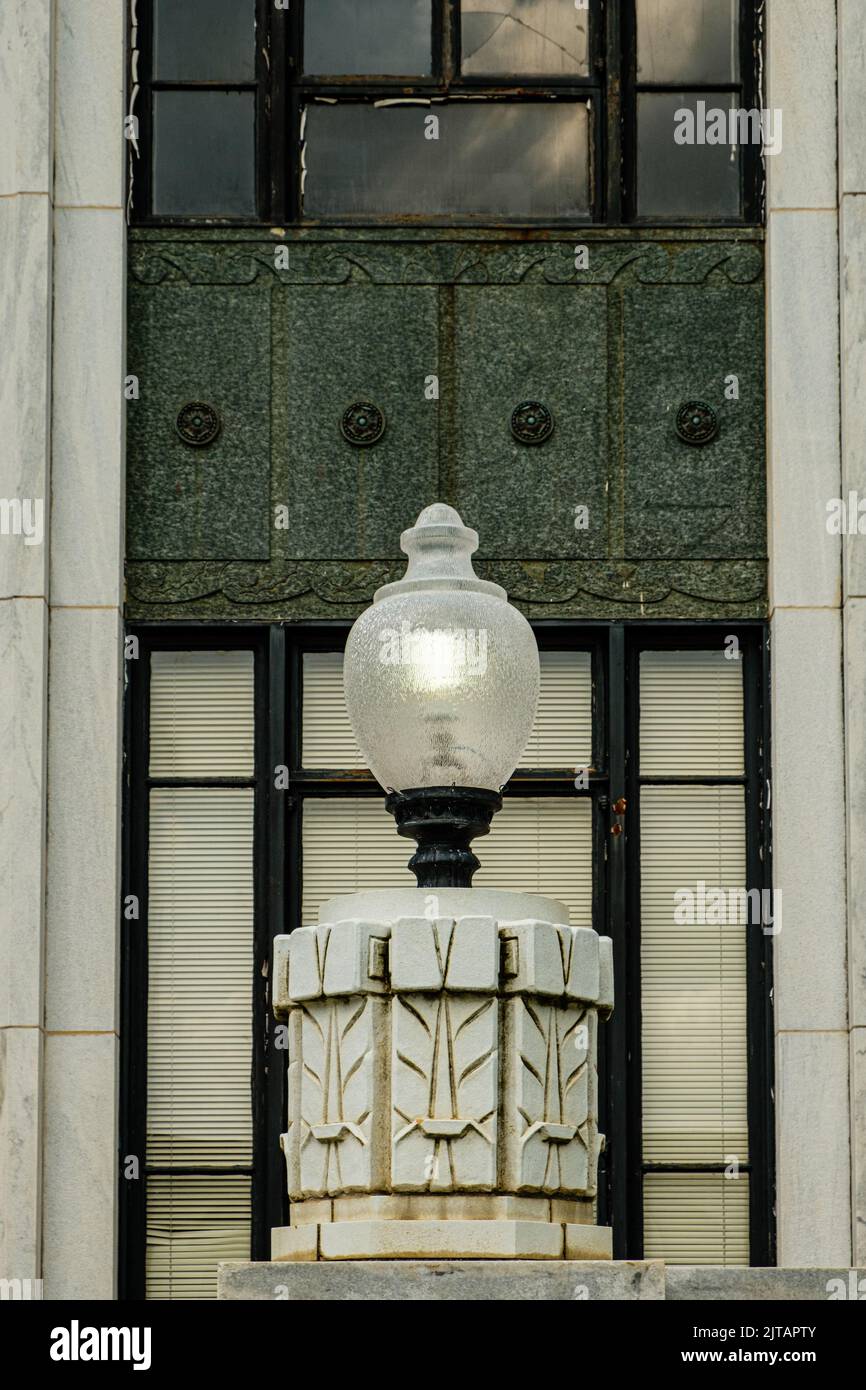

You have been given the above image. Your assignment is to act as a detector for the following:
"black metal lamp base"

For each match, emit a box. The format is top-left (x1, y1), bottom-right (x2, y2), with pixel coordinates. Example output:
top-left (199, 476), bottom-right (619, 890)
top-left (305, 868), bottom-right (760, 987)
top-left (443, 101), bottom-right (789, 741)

top-left (384, 786), bottom-right (503, 888)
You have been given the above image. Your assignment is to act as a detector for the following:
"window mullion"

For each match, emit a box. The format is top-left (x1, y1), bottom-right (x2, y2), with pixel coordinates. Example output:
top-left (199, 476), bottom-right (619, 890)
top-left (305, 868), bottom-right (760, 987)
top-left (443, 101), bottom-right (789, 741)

top-left (603, 623), bottom-right (637, 1255)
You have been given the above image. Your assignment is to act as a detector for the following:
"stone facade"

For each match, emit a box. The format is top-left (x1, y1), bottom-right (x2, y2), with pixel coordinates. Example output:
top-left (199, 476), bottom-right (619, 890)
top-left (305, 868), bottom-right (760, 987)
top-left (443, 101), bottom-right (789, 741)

top-left (1, 0), bottom-right (864, 1299)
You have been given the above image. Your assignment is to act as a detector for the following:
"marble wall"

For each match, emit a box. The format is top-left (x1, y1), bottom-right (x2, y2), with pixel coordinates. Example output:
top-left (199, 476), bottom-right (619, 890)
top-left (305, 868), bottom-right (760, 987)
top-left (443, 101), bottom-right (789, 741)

top-left (0, 0), bottom-right (126, 1298)
top-left (766, 0), bottom-right (861, 1265)
top-left (839, 0), bottom-right (866, 1270)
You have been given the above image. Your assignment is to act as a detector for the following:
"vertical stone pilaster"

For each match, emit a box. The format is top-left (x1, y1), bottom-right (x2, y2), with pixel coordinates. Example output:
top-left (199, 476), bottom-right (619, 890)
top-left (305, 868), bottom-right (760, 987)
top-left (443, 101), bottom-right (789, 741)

top-left (0, 0), bottom-right (55, 1286)
top-left (765, 0), bottom-right (851, 1267)
top-left (40, 0), bottom-right (127, 1301)
top-left (0, 0), bottom-right (126, 1297)
top-left (839, 0), bottom-right (866, 1268)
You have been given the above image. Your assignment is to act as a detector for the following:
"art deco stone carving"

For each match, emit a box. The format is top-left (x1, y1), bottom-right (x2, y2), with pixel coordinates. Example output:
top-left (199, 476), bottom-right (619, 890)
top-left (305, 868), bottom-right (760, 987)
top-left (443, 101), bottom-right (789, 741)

top-left (273, 906), bottom-right (613, 1259)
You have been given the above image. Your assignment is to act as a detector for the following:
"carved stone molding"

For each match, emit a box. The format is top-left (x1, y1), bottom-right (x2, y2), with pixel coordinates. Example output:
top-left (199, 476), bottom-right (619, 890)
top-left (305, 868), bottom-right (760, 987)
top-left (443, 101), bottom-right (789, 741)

top-left (125, 557), bottom-right (768, 620)
top-left (129, 235), bottom-right (763, 290)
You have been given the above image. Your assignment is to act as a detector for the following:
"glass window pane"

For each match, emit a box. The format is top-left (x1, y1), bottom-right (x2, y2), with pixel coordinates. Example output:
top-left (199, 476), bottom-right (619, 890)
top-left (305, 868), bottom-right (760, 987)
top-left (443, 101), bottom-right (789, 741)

top-left (302, 796), bottom-right (592, 926)
top-left (302, 799), bottom-right (413, 922)
top-left (153, 0), bottom-right (256, 82)
top-left (522, 652), bottom-right (592, 769)
top-left (474, 797), bottom-right (593, 926)
top-left (303, 652), bottom-right (365, 768)
top-left (304, 0), bottom-right (432, 75)
top-left (636, 0), bottom-right (739, 84)
top-left (461, 0), bottom-right (589, 76)
top-left (153, 91), bottom-right (256, 218)
top-left (637, 93), bottom-right (741, 220)
top-left (639, 649), bottom-right (744, 776)
top-left (643, 1172), bottom-right (749, 1264)
top-left (640, 786), bottom-right (749, 1167)
top-left (148, 789), bottom-right (254, 1167)
top-left (149, 651), bottom-right (255, 778)
top-left (303, 103), bottom-right (589, 220)
top-left (146, 1174), bottom-right (251, 1300)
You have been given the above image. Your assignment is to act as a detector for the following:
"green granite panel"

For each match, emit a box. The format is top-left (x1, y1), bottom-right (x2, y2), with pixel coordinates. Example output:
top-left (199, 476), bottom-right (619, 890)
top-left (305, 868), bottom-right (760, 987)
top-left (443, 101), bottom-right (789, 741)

top-left (282, 285), bottom-right (438, 559)
top-left (127, 284), bottom-right (271, 561)
top-left (453, 287), bottom-right (608, 559)
top-left (622, 284), bottom-right (765, 559)
top-left (124, 229), bottom-right (767, 621)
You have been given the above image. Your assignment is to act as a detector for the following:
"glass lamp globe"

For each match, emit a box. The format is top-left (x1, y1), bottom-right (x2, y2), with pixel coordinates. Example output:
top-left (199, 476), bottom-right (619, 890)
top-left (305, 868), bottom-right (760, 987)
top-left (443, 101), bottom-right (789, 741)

top-left (343, 503), bottom-right (540, 886)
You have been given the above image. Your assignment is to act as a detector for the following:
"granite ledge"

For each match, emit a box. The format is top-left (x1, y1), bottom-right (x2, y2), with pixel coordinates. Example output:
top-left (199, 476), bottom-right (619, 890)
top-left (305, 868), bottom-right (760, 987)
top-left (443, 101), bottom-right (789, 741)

top-left (218, 1260), bottom-right (663, 1301)
top-left (218, 1261), bottom-right (866, 1301)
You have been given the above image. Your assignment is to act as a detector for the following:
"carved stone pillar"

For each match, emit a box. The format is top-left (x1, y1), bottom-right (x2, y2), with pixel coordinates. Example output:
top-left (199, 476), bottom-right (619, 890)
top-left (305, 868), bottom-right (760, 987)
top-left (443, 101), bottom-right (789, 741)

top-left (271, 889), bottom-right (613, 1261)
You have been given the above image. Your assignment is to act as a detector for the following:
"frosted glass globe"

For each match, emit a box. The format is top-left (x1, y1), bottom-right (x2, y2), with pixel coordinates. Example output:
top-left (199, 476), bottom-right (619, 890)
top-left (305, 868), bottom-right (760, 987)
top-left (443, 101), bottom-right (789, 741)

top-left (343, 504), bottom-right (540, 793)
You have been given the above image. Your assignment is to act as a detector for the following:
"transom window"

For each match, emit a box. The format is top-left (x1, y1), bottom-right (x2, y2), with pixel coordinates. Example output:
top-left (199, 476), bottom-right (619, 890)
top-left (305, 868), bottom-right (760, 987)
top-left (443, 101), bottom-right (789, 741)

top-left (129, 0), bottom-right (762, 224)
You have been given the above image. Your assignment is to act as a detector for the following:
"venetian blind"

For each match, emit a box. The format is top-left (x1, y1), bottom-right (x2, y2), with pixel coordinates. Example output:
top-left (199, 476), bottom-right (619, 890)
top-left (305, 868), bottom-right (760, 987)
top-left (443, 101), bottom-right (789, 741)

top-left (639, 648), bottom-right (744, 776)
top-left (149, 650), bottom-right (255, 777)
top-left (643, 1172), bottom-right (750, 1265)
top-left (301, 796), bottom-right (592, 926)
top-left (302, 649), bottom-right (592, 770)
top-left (639, 650), bottom-right (749, 1265)
top-left (145, 1174), bottom-right (252, 1301)
top-left (145, 650), bottom-right (255, 1300)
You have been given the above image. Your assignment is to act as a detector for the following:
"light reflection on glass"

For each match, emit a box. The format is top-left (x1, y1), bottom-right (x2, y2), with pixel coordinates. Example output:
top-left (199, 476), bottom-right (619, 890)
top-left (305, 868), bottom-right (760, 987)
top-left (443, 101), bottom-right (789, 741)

top-left (304, 103), bottom-right (589, 219)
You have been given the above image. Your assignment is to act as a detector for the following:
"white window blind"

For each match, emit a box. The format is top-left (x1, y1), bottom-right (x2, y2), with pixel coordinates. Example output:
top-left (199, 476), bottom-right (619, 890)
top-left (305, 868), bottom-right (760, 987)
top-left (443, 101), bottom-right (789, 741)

top-left (639, 648), bottom-right (744, 775)
top-left (521, 651), bottom-right (592, 768)
top-left (641, 786), bottom-right (748, 1164)
top-left (643, 1172), bottom-right (750, 1265)
top-left (145, 650), bottom-right (255, 1300)
top-left (302, 796), bottom-right (592, 926)
top-left (145, 1174), bottom-right (252, 1301)
top-left (147, 789), bottom-right (255, 1167)
top-left (301, 798), bottom-right (411, 922)
top-left (302, 652), bottom-right (364, 768)
top-left (302, 649), bottom-right (592, 771)
top-left (475, 797), bottom-right (592, 924)
top-left (639, 650), bottom-right (749, 1265)
top-left (149, 649), bottom-right (254, 777)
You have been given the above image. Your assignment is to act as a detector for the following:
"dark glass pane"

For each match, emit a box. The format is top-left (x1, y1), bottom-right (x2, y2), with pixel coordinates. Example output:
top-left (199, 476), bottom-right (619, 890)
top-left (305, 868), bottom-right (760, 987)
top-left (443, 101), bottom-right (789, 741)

top-left (636, 0), bottom-right (739, 84)
top-left (153, 0), bottom-right (256, 82)
top-left (461, 0), bottom-right (589, 76)
top-left (304, 0), bottom-right (432, 75)
top-left (637, 93), bottom-right (741, 219)
top-left (303, 103), bottom-right (589, 219)
top-left (152, 91), bottom-right (256, 217)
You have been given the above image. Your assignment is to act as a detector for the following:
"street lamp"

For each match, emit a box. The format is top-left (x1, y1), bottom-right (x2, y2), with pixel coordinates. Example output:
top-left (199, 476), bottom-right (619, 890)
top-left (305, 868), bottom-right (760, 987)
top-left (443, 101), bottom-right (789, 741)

top-left (262, 502), bottom-right (614, 1277)
top-left (343, 503), bottom-right (540, 887)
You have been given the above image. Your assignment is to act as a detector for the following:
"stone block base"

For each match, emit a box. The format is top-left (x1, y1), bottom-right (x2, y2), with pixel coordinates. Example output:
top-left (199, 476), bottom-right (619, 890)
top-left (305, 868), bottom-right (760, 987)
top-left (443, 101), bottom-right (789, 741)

top-left (219, 1259), bottom-right (660, 1301)
top-left (271, 1220), bottom-right (612, 1262)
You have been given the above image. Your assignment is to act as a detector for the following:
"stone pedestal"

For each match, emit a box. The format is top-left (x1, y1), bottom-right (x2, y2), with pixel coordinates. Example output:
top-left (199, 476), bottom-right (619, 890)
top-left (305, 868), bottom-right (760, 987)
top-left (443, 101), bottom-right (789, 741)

top-left (272, 889), bottom-right (613, 1261)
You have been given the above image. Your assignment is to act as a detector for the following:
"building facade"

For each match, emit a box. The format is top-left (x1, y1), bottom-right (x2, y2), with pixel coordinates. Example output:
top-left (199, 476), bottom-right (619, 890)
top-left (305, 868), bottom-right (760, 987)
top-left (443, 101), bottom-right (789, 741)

top-left (0, 0), bottom-right (863, 1299)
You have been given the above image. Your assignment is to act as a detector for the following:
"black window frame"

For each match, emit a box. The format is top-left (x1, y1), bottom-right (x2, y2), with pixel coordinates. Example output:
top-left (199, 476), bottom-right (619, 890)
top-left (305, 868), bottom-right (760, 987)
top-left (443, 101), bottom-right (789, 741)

top-left (119, 617), bottom-right (774, 1299)
top-left (127, 0), bottom-right (764, 228)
